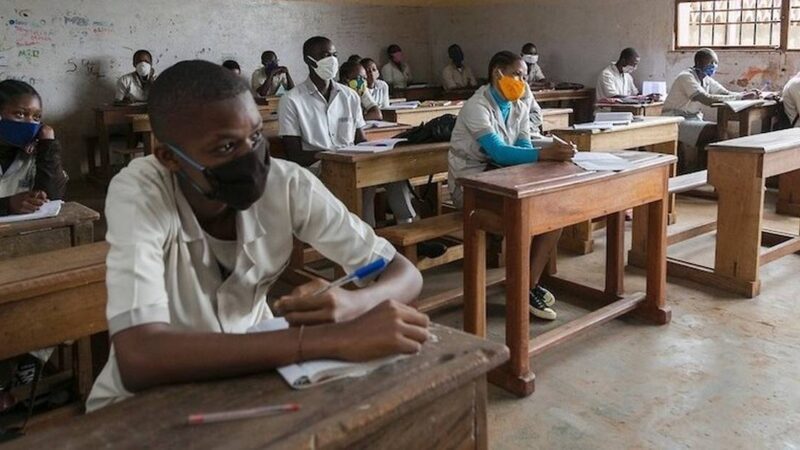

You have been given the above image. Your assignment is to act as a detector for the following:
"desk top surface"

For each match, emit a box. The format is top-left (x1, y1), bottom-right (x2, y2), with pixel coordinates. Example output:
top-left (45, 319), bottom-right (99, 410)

top-left (542, 108), bottom-right (574, 116)
top-left (533, 88), bottom-right (595, 98)
top-left (0, 202), bottom-right (100, 238)
top-left (5, 324), bottom-right (507, 450)
top-left (388, 104), bottom-right (464, 113)
top-left (595, 101), bottom-right (664, 108)
top-left (708, 128), bottom-right (800, 154)
top-left (317, 141), bottom-right (450, 163)
top-left (554, 116), bottom-right (683, 135)
top-left (711, 99), bottom-right (779, 109)
top-left (458, 152), bottom-right (676, 199)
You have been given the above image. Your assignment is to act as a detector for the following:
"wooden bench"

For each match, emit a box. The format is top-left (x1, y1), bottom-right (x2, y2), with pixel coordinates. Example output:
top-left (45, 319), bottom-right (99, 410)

top-left (377, 212), bottom-right (463, 271)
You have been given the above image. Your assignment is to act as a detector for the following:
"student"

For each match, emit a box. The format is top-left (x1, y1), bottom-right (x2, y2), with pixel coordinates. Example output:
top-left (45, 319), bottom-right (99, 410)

top-left (662, 48), bottom-right (759, 172)
top-left (448, 51), bottom-right (575, 320)
top-left (339, 61), bottom-right (383, 120)
top-left (381, 44), bottom-right (412, 90)
top-left (595, 48), bottom-right (641, 101)
top-left (361, 58), bottom-right (391, 109)
top-left (85, 60), bottom-right (428, 411)
top-left (442, 44), bottom-right (477, 91)
top-left (0, 80), bottom-right (67, 216)
top-left (222, 59), bottom-right (241, 75)
top-left (115, 49), bottom-right (156, 103)
top-left (782, 71), bottom-right (800, 127)
top-left (252, 50), bottom-right (295, 97)
top-left (520, 43), bottom-right (552, 90)
top-left (347, 54), bottom-right (362, 64)
top-left (278, 36), bottom-right (416, 228)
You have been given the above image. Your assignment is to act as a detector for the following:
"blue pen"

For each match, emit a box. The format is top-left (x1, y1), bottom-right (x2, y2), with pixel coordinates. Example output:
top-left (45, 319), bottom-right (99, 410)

top-left (311, 258), bottom-right (389, 296)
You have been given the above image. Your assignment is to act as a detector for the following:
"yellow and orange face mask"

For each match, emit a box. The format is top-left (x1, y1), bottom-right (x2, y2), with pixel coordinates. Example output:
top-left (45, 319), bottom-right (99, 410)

top-left (495, 72), bottom-right (526, 102)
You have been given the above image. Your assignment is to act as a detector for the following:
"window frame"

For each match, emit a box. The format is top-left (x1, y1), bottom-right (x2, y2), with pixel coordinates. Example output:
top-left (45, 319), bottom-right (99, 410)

top-left (674, 0), bottom-right (794, 51)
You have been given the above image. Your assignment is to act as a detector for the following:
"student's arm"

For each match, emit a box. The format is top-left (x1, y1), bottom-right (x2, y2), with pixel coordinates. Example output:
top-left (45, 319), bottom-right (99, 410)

top-left (278, 96), bottom-right (318, 166)
top-left (114, 77), bottom-right (129, 103)
top-left (478, 132), bottom-right (539, 166)
top-left (364, 106), bottom-right (382, 121)
top-left (467, 67), bottom-right (478, 87)
top-left (284, 71), bottom-right (295, 90)
top-left (442, 67), bottom-right (456, 90)
top-left (281, 136), bottom-right (318, 167)
top-left (689, 78), bottom-right (741, 106)
top-left (256, 71), bottom-right (278, 97)
top-left (599, 71), bottom-right (623, 98)
top-left (33, 127), bottom-right (68, 199)
top-left (0, 191), bottom-right (46, 215)
top-left (361, 90), bottom-right (382, 120)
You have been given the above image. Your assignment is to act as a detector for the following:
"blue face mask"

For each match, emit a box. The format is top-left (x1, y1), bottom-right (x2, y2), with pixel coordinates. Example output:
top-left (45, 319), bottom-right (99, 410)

top-left (0, 120), bottom-right (41, 148)
top-left (703, 63), bottom-right (718, 77)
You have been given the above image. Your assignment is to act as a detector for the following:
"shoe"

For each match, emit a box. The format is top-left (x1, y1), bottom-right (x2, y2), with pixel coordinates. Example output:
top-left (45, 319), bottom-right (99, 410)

top-left (417, 241), bottom-right (447, 259)
top-left (529, 287), bottom-right (557, 320)
top-left (532, 285), bottom-right (556, 307)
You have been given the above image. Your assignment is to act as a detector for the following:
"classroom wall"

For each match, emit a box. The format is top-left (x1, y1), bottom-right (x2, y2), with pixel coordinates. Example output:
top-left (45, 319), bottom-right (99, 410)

top-left (0, 0), bottom-right (434, 177)
top-left (427, 0), bottom-right (800, 94)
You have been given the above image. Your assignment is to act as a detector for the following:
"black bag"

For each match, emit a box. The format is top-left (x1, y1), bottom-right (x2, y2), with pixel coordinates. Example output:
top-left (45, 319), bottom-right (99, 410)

top-left (394, 114), bottom-right (458, 144)
top-left (773, 102), bottom-right (797, 131)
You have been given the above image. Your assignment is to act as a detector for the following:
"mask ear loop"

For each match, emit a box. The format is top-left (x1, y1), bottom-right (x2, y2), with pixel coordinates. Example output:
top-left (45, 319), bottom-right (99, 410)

top-left (166, 143), bottom-right (218, 198)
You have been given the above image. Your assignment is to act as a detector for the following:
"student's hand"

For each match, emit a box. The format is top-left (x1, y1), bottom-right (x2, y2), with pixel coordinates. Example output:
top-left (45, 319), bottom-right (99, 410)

top-left (742, 91), bottom-right (759, 100)
top-left (274, 278), bottom-right (365, 325)
top-left (540, 141), bottom-right (576, 162)
top-left (37, 124), bottom-right (55, 140)
top-left (648, 93), bottom-right (662, 102)
top-left (333, 300), bottom-right (430, 361)
top-left (8, 190), bottom-right (47, 214)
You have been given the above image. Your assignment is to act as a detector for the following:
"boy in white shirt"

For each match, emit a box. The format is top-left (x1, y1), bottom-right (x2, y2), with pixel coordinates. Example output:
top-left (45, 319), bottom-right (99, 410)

top-left (782, 72), bottom-right (800, 127)
top-left (442, 44), bottom-right (477, 91)
top-left (115, 49), bottom-right (156, 103)
top-left (361, 58), bottom-right (391, 109)
top-left (381, 44), bottom-right (412, 90)
top-left (595, 48), bottom-right (642, 101)
top-left (521, 43), bottom-right (552, 90)
top-left (86, 60), bottom-right (428, 412)
top-left (252, 51), bottom-right (294, 97)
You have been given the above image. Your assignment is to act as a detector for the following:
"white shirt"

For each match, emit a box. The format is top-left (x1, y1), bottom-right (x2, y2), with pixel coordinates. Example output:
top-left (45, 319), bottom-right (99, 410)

top-left (278, 78), bottom-right (366, 152)
top-left (115, 72), bottom-right (156, 102)
top-left (86, 156), bottom-right (395, 411)
top-left (527, 62), bottom-right (546, 82)
top-left (358, 88), bottom-right (379, 113)
top-left (596, 63), bottom-right (638, 100)
top-left (663, 68), bottom-right (738, 119)
top-left (251, 67), bottom-right (290, 97)
top-left (442, 63), bottom-right (477, 90)
top-left (448, 85), bottom-right (531, 208)
top-left (381, 62), bottom-right (412, 89)
top-left (783, 74), bottom-right (800, 126)
top-left (369, 79), bottom-right (391, 109)
top-left (0, 153), bottom-right (35, 198)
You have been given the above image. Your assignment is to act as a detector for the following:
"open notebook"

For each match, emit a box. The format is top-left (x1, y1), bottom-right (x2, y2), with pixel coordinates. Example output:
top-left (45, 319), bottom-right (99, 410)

top-left (339, 138), bottom-right (407, 153)
top-left (0, 200), bottom-right (63, 224)
top-left (248, 318), bottom-right (404, 389)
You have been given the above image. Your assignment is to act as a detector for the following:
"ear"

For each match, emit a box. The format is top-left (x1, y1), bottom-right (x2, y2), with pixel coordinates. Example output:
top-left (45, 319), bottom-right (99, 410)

top-left (153, 144), bottom-right (181, 173)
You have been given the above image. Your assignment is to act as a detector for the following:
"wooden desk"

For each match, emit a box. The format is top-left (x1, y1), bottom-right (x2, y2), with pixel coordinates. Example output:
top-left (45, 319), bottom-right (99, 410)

top-left (382, 104), bottom-right (463, 126)
top-left (533, 88), bottom-right (596, 123)
top-left (6, 324), bottom-right (508, 450)
top-left (552, 116), bottom-right (683, 253)
top-left (91, 104), bottom-right (148, 182)
top-left (0, 241), bottom-right (109, 401)
top-left (460, 152), bottom-right (673, 396)
top-left (714, 100), bottom-right (779, 141)
top-left (630, 129), bottom-right (800, 297)
top-left (0, 202), bottom-right (100, 260)
top-left (595, 101), bottom-right (664, 117)
top-left (364, 124), bottom-right (412, 141)
top-left (541, 108), bottom-right (573, 132)
top-left (393, 85), bottom-right (444, 101)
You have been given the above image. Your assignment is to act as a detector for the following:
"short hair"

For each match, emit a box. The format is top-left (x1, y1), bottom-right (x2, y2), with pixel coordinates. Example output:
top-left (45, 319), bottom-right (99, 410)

top-left (488, 51), bottom-right (523, 81)
top-left (338, 61), bottom-right (361, 82)
top-left (261, 50), bottom-right (276, 63)
top-left (347, 54), bottom-right (361, 64)
top-left (521, 43), bottom-right (536, 54)
top-left (387, 44), bottom-right (402, 55)
top-left (694, 48), bottom-right (718, 67)
top-left (222, 60), bottom-right (240, 71)
top-left (360, 57), bottom-right (377, 68)
top-left (148, 60), bottom-right (250, 144)
top-left (133, 49), bottom-right (152, 63)
top-left (0, 79), bottom-right (41, 109)
top-left (619, 47), bottom-right (638, 62)
top-left (303, 36), bottom-right (331, 58)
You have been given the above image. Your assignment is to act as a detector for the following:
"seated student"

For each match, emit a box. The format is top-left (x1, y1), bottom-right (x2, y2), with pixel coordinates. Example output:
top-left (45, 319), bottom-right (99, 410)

top-left (339, 61), bottom-right (383, 121)
top-left (662, 48), bottom-right (759, 172)
top-left (782, 71), bottom-right (800, 127)
top-left (442, 44), bottom-right (477, 91)
top-left (361, 58), bottom-right (391, 109)
top-left (0, 80), bottom-right (67, 216)
top-left (347, 54), bottom-right (362, 64)
top-left (448, 51), bottom-right (575, 320)
top-left (381, 44), bottom-right (412, 90)
top-left (222, 59), bottom-right (241, 76)
top-left (520, 43), bottom-right (552, 90)
top-left (85, 60), bottom-right (428, 412)
top-left (278, 36), bottom-right (416, 228)
top-left (595, 48), bottom-right (642, 101)
top-left (252, 50), bottom-right (294, 97)
top-left (115, 49), bottom-right (156, 103)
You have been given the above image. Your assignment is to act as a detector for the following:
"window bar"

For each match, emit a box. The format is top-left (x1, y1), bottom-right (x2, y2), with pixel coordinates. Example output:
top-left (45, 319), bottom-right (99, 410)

top-left (711, 0), bottom-right (717, 44)
top-left (740, 2), bottom-right (745, 43)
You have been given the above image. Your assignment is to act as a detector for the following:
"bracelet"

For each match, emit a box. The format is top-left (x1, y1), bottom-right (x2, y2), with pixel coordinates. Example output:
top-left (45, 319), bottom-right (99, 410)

top-left (297, 325), bottom-right (306, 362)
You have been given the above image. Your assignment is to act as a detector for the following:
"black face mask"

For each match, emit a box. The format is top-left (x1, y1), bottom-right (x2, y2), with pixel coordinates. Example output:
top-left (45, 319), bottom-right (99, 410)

top-left (169, 139), bottom-right (269, 211)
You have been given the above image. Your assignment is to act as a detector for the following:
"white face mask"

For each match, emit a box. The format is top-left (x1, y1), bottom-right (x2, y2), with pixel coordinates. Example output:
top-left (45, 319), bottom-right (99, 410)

top-left (622, 65), bottom-right (636, 74)
top-left (136, 62), bottom-right (152, 78)
top-left (307, 55), bottom-right (339, 81)
top-left (522, 54), bottom-right (539, 65)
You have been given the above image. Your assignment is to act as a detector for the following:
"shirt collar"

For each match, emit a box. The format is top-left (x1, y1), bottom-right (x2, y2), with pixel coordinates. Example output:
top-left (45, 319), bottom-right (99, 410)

top-left (301, 77), bottom-right (341, 103)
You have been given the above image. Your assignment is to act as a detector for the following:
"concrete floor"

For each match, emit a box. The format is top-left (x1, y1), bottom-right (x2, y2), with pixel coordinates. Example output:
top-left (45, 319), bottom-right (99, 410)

top-left (424, 192), bottom-right (800, 449)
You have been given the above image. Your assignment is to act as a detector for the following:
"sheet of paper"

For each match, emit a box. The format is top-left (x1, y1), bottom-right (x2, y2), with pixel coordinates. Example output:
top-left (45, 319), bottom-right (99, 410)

top-left (724, 99), bottom-right (764, 113)
top-left (340, 138), bottom-right (407, 153)
top-left (643, 81), bottom-right (668, 97)
top-left (573, 121), bottom-right (616, 131)
top-left (572, 152), bottom-right (634, 172)
top-left (364, 120), bottom-right (399, 129)
top-left (0, 200), bottom-right (63, 224)
top-left (595, 112), bottom-right (634, 123)
top-left (382, 101), bottom-right (421, 110)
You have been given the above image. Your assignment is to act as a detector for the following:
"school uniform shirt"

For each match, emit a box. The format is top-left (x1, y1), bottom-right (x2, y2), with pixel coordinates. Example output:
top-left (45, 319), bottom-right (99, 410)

top-left (278, 78), bottom-right (365, 154)
top-left (115, 72), bottom-right (156, 103)
top-left (596, 63), bottom-right (638, 100)
top-left (442, 63), bottom-right (477, 90)
top-left (359, 88), bottom-right (379, 113)
top-left (522, 85), bottom-right (544, 134)
top-left (448, 85), bottom-right (531, 208)
top-left (369, 79), bottom-right (391, 109)
top-left (527, 62), bottom-right (546, 83)
top-left (251, 67), bottom-right (290, 97)
top-left (86, 155), bottom-right (396, 411)
top-left (381, 62), bottom-right (412, 89)
top-left (783, 74), bottom-right (800, 127)
top-left (0, 139), bottom-right (67, 215)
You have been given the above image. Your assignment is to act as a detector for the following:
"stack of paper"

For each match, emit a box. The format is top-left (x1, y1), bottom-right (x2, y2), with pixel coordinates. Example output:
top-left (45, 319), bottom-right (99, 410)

top-left (573, 121), bottom-right (616, 131)
top-left (340, 138), bottom-right (408, 153)
top-left (572, 152), bottom-right (634, 171)
top-left (723, 99), bottom-right (765, 113)
top-left (595, 112), bottom-right (634, 125)
top-left (382, 101), bottom-right (421, 110)
top-left (364, 120), bottom-right (399, 129)
top-left (643, 81), bottom-right (668, 97)
top-left (0, 200), bottom-right (63, 224)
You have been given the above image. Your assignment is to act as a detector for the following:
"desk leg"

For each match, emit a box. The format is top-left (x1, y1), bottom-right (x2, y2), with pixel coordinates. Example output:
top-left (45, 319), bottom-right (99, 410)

top-left (777, 170), bottom-right (800, 217)
top-left (605, 212), bottom-right (625, 296)
top-left (717, 108), bottom-right (731, 141)
top-left (740, 110), bottom-right (754, 137)
top-left (627, 205), bottom-right (648, 268)
top-left (709, 152), bottom-right (764, 297)
top-left (640, 188), bottom-right (671, 324)
top-left (97, 113), bottom-right (111, 181)
top-left (463, 189), bottom-right (487, 338)
top-left (321, 163), bottom-right (363, 218)
top-left (649, 140), bottom-right (678, 224)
